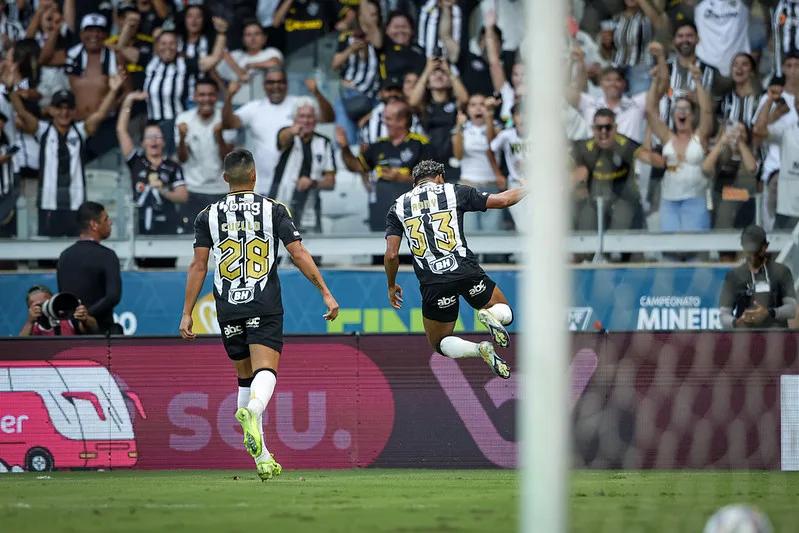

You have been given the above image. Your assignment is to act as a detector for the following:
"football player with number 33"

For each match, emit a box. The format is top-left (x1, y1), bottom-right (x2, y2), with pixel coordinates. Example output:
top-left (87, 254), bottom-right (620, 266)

top-left (384, 160), bottom-right (527, 379)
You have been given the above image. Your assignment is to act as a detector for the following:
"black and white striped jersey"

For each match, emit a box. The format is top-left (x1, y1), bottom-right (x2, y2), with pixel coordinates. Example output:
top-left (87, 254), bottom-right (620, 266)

top-left (718, 91), bottom-right (759, 129)
top-left (772, 0), bottom-right (799, 76)
top-left (35, 120), bottom-right (88, 211)
top-left (0, 135), bottom-right (15, 222)
top-left (194, 192), bottom-right (302, 321)
top-left (386, 182), bottom-right (488, 285)
top-left (0, 15), bottom-right (25, 45)
top-left (611, 10), bottom-right (654, 67)
top-left (65, 44), bottom-right (118, 77)
top-left (658, 58), bottom-right (719, 128)
top-left (178, 35), bottom-right (210, 99)
top-left (142, 54), bottom-right (200, 121)
top-left (417, 0), bottom-right (462, 58)
top-left (337, 32), bottom-right (380, 98)
top-left (271, 130), bottom-right (336, 232)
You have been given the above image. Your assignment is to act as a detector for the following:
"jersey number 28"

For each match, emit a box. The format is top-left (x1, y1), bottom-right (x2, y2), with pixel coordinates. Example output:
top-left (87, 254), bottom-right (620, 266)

top-left (218, 236), bottom-right (270, 282)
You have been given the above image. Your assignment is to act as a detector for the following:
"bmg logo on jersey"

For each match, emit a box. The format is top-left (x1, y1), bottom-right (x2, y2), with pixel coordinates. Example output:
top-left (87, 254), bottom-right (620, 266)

top-left (437, 296), bottom-right (457, 309)
top-left (223, 324), bottom-right (243, 338)
top-left (468, 280), bottom-right (486, 297)
top-left (221, 199), bottom-right (261, 216)
top-left (430, 255), bottom-right (458, 273)
top-left (229, 288), bottom-right (254, 305)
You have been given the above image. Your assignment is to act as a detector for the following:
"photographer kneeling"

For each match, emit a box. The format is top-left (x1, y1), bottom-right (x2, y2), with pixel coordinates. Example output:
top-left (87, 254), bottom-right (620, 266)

top-left (719, 225), bottom-right (797, 329)
top-left (19, 286), bottom-right (99, 336)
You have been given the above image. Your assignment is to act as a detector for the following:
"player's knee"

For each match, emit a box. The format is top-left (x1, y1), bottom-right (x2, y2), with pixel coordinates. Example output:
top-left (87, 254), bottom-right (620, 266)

top-left (253, 367), bottom-right (278, 379)
top-left (237, 376), bottom-right (254, 387)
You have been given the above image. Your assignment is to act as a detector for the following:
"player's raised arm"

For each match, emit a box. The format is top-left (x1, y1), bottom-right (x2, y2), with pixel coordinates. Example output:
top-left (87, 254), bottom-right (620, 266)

top-left (485, 182), bottom-right (528, 209)
top-left (285, 240), bottom-right (339, 321)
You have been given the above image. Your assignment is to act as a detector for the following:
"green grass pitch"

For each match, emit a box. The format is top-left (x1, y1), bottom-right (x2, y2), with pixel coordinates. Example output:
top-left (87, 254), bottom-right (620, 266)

top-left (1, 470), bottom-right (798, 532)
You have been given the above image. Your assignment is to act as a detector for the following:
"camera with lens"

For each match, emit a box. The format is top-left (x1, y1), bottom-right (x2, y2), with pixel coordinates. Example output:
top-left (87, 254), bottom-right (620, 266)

top-left (37, 292), bottom-right (80, 327)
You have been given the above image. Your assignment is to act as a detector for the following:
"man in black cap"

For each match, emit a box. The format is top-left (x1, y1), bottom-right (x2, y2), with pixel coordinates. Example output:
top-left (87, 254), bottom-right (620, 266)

top-left (9, 73), bottom-right (125, 236)
top-left (719, 225), bottom-right (798, 329)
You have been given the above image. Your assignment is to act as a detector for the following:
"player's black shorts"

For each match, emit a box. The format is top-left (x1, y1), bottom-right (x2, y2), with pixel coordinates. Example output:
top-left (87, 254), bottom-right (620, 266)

top-left (420, 274), bottom-right (496, 323)
top-left (218, 314), bottom-right (283, 360)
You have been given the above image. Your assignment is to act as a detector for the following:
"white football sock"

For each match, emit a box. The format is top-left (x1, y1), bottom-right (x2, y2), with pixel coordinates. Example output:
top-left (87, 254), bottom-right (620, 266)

top-left (247, 370), bottom-right (277, 418)
top-left (439, 336), bottom-right (481, 359)
top-left (237, 386), bottom-right (250, 409)
top-left (487, 303), bottom-right (513, 325)
top-left (255, 414), bottom-right (271, 463)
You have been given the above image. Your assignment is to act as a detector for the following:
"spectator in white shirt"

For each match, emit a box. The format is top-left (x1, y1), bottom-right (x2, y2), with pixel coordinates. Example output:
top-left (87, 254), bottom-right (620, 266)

top-left (694, 0), bottom-right (751, 77)
top-left (216, 19), bottom-right (283, 107)
top-left (221, 66), bottom-right (334, 196)
top-left (175, 79), bottom-right (237, 223)
top-left (753, 55), bottom-right (799, 190)
top-left (754, 74), bottom-right (799, 229)
top-left (451, 93), bottom-right (504, 233)
top-left (569, 65), bottom-right (647, 142)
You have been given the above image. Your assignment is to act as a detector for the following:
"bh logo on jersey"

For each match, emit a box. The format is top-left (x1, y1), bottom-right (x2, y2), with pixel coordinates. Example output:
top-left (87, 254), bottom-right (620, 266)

top-left (430, 255), bottom-right (458, 273)
top-left (229, 288), bottom-right (254, 305)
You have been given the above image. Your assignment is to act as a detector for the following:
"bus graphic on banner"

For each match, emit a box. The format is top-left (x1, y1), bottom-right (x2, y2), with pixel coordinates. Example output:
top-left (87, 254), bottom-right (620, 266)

top-left (0, 360), bottom-right (147, 472)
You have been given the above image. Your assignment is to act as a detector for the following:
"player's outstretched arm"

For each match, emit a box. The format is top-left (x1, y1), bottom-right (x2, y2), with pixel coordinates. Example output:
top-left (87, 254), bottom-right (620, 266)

top-left (180, 247), bottom-right (210, 340)
top-left (384, 235), bottom-right (403, 310)
top-left (285, 241), bottom-right (339, 321)
top-left (485, 184), bottom-right (528, 209)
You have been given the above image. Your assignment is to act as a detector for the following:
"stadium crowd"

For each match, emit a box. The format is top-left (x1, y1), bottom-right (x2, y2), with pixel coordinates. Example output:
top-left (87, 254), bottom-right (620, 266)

top-left (0, 0), bottom-right (798, 263)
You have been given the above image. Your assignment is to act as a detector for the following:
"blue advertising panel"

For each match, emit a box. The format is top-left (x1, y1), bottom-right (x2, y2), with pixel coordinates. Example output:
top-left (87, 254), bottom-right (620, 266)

top-left (0, 266), bottom-right (731, 336)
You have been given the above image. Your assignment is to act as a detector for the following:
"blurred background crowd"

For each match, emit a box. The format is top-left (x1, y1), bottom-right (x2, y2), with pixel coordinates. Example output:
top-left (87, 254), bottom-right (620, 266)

top-left (0, 0), bottom-right (797, 266)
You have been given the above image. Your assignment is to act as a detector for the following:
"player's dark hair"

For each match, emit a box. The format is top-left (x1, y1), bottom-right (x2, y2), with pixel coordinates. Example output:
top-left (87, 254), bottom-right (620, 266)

top-left (412, 160), bottom-right (445, 185)
top-left (224, 149), bottom-right (255, 185)
top-left (76, 201), bottom-right (106, 232)
top-left (672, 20), bottom-right (698, 38)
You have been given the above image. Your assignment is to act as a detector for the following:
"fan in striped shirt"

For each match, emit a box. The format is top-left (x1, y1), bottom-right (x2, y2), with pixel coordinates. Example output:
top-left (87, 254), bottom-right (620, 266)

top-left (609, 0), bottom-right (666, 94)
top-left (333, 9), bottom-right (382, 145)
top-left (0, 0), bottom-right (25, 49)
top-left (648, 25), bottom-right (721, 130)
top-left (0, 112), bottom-right (16, 239)
top-left (718, 53), bottom-right (761, 131)
top-left (772, 0), bottom-right (799, 77)
top-left (117, 17), bottom-right (228, 154)
top-left (417, 0), bottom-right (462, 61)
top-left (274, 98), bottom-right (336, 233)
top-left (177, 2), bottom-right (215, 99)
top-left (180, 148), bottom-right (339, 481)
